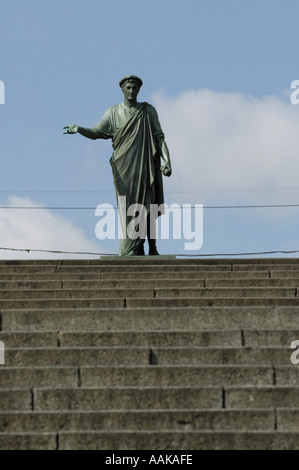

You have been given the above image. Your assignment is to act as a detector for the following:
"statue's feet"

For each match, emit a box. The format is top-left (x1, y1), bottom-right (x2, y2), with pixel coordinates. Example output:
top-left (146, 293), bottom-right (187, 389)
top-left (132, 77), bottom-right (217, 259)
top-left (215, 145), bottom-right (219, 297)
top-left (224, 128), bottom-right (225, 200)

top-left (127, 245), bottom-right (145, 256)
top-left (148, 247), bottom-right (160, 256)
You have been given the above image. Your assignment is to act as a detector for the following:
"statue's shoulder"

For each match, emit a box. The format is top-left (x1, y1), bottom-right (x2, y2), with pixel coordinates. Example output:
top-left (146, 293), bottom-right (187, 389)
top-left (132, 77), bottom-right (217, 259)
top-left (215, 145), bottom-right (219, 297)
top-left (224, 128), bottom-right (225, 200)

top-left (140, 102), bottom-right (157, 113)
top-left (105, 103), bottom-right (122, 114)
top-left (141, 101), bottom-right (153, 108)
top-left (102, 103), bottom-right (123, 121)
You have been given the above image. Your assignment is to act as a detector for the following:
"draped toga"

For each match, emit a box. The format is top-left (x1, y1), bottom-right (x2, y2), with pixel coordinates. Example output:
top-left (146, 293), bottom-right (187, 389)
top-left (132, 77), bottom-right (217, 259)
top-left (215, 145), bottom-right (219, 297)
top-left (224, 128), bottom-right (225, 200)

top-left (93, 102), bottom-right (165, 256)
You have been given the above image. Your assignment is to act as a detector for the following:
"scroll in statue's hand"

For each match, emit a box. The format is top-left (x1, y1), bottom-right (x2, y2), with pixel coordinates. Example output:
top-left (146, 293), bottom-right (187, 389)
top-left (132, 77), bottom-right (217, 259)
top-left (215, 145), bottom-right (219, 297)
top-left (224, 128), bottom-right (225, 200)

top-left (160, 164), bottom-right (172, 177)
top-left (63, 125), bottom-right (79, 134)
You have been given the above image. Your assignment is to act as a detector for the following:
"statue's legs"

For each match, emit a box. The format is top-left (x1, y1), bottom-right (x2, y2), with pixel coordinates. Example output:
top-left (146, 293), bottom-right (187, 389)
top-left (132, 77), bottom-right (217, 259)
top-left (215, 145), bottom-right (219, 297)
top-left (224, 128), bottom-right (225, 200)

top-left (147, 212), bottom-right (159, 256)
top-left (120, 211), bottom-right (159, 256)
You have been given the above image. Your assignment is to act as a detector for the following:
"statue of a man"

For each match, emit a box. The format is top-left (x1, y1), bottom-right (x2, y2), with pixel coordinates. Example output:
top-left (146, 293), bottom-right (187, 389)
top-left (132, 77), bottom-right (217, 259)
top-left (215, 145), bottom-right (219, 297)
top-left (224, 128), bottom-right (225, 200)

top-left (64, 75), bottom-right (172, 256)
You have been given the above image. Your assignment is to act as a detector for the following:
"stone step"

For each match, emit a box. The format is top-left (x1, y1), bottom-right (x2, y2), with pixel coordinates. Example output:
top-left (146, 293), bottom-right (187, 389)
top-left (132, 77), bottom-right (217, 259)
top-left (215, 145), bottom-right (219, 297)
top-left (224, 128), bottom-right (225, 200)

top-left (0, 298), bottom-right (127, 309)
top-left (80, 366), bottom-right (295, 387)
top-left (0, 433), bottom-right (56, 450)
top-left (0, 282), bottom-right (297, 300)
top-left (277, 408), bottom-right (299, 429)
top-left (0, 286), bottom-right (298, 299)
top-left (4, 347), bottom-right (150, 366)
top-left (6, 277), bottom-right (299, 288)
top-left (1, 297), bottom-right (299, 310)
top-left (271, 271), bottom-right (299, 278)
top-left (2, 306), bottom-right (299, 332)
top-left (2, 278), bottom-right (299, 290)
top-left (0, 389), bottom-right (32, 411)
top-left (0, 386), bottom-right (221, 412)
top-left (0, 429), bottom-right (298, 450)
top-left (0, 409), bottom-right (277, 433)
top-left (16, 385), bottom-right (299, 411)
top-left (2, 346), bottom-right (293, 367)
top-left (0, 266), bottom-right (299, 282)
top-left (78, 365), bottom-right (276, 387)
top-left (0, 365), bottom-right (276, 388)
top-left (32, 386), bottom-right (224, 411)
top-left (4, 328), bottom-right (299, 347)
top-left (0, 279), bottom-right (206, 289)
top-left (0, 288), bottom-right (154, 299)
top-left (0, 330), bottom-right (243, 348)
top-left (233, 264), bottom-right (299, 271)
top-left (126, 298), bottom-right (299, 307)
top-left (0, 271), bottom-right (275, 280)
top-left (56, 430), bottom-right (299, 450)
top-left (0, 257), bottom-right (299, 266)
top-left (0, 264), bottom-right (234, 273)
top-left (243, 329), bottom-right (299, 347)
top-left (206, 279), bottom-right (299, 288)
top-left (0, 257), bottom-right (284, 266)
top-left (225, 386), bottom-right (299, 408)
top-left (3, 261), bottom-right (299, 273)
top-left (0, 367), bottom-right (78, 388)
top-left (2, 329), bottom-right (298, 348)
top-left (0, 257), bottom-right (298, 450)
top-left (57, 329), bottom-right (299, 348)
top-left (154, 287), bottom-right (297, 297)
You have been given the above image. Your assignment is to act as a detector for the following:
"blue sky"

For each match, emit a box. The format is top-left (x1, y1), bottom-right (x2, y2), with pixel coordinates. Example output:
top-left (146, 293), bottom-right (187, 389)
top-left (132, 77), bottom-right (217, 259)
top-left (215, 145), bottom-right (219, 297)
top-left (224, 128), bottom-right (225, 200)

top-left (1, 0), bottom-right (299, 258)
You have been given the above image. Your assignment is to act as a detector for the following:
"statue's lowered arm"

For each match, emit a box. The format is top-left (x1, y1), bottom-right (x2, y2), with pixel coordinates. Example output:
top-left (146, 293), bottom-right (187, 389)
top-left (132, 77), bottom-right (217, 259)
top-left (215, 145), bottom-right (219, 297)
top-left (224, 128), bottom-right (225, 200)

top-left (159, 140), bottom-right (172, 177)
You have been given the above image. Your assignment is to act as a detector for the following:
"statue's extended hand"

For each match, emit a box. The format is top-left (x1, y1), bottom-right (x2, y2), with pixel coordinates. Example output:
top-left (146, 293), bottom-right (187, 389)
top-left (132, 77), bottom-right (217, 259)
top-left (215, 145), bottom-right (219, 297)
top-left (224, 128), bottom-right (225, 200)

top-left (160, 164), bottom-right (172, 177)
top-left (63, 125), bottom-right (78, 135)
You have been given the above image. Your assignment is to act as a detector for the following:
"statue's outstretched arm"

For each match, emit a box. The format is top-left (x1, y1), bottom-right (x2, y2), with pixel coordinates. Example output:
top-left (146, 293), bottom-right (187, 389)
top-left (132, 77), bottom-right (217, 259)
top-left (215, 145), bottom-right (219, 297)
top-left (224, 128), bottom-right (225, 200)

top-left (63, 125), bottom-right (98, 140)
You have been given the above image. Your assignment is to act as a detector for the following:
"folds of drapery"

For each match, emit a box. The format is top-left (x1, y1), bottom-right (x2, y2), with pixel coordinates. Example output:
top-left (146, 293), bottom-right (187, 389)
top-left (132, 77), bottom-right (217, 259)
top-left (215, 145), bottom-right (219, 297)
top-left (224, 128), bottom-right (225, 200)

top-left (109, 103), bottom-right (165, 256)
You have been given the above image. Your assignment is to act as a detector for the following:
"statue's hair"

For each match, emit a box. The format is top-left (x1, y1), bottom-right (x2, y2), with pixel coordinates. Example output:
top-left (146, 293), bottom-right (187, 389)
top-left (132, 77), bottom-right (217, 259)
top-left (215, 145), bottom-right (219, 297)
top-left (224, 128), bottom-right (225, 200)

top-left (119, 75), bottom-right (143, 89)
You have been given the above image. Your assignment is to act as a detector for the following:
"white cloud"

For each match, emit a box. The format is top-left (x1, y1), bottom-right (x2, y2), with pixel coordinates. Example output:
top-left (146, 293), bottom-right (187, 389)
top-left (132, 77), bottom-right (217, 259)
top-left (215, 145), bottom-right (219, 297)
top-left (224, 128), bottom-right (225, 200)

top-left (152, 89), bottom-right (299, 207)
top-left (0, 196), bottom-right (105, 259)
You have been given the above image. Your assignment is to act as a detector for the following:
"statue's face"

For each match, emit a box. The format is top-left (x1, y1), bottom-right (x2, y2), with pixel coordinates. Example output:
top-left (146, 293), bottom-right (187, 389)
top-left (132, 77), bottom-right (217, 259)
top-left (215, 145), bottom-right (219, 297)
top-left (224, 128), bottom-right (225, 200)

top-left (122, 81), bottom-right (140, 102)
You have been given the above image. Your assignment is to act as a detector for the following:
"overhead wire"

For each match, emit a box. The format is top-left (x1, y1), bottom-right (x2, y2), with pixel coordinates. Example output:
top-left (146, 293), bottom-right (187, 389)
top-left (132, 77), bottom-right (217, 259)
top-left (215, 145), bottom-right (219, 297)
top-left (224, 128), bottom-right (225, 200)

top-left (1, 186), bottom-right (299, 257)
top-left (1, 203), bottom-right (299, 210)
top-left (2, 185), bottom-right (299, 194)
top-left (0, 246), bottom-right (299, 257)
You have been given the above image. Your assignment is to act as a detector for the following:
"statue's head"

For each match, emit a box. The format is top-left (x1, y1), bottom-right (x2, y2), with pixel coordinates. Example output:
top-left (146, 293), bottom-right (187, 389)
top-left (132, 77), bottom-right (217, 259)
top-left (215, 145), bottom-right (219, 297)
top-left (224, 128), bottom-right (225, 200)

top-left (119, 75), bottom-right (142, 103)
top-left (119, 75), bottom-right (143, 90)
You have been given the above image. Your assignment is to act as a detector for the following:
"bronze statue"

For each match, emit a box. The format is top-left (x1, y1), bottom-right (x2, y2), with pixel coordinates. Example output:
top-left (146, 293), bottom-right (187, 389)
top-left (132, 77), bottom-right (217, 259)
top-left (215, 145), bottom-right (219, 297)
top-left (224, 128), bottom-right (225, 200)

top-left (64, 75), bottom-right (172, 256)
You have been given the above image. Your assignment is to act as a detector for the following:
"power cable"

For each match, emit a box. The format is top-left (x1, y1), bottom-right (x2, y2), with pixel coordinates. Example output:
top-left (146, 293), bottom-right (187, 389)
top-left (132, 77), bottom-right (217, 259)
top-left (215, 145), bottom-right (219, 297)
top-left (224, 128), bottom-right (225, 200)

top-left (0, 246), bottom-right (299, 257)
top-left (1, 204), bottom-right (299, 210)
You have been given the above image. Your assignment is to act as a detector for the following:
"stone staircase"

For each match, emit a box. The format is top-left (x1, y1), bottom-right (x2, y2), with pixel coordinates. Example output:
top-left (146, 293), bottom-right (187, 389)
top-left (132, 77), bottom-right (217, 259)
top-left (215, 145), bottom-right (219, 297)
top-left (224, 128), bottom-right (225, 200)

top-left (0, 257), bottom-right (299, 450)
